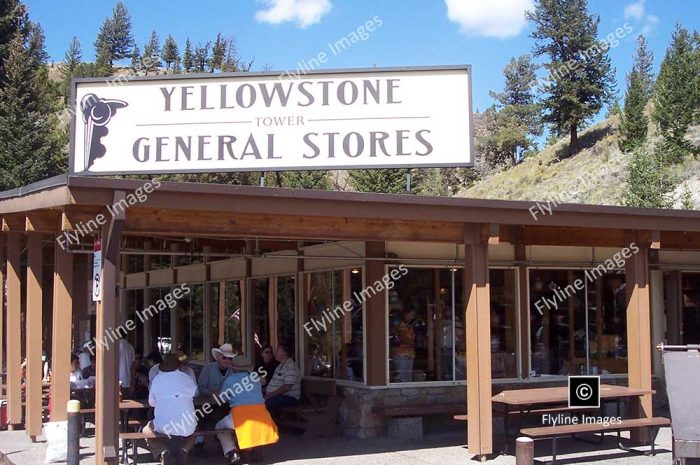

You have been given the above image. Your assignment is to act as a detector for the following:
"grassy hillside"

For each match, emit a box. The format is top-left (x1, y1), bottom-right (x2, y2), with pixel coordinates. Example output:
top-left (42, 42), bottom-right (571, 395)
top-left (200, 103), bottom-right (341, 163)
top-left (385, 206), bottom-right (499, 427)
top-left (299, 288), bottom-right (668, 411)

top-left (460, 118), bottom-right (630, 205)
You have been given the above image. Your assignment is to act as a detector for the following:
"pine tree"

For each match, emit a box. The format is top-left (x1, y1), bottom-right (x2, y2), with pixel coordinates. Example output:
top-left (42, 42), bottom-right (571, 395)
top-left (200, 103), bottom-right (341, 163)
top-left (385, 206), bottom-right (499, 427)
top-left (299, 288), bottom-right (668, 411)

top-left (110, 1), bottom-right (134, 62)
top-left (620, 36), bottom-right (655, 153)
top-left (526, 0), bottom-right (615, 155)
top-left (26, 22), bottom-right (47, 65)
top-left (653, 24), bottom-right (698, 159)
top-left (59, 36), bottom-right (82, 103)
top-left (130, 45), bottom-right (142, 72)
top-left (209, 33), bottom-right (226, 72)
top-left (348, 169), bottom-right (410, 194)
top-left (622, 143), bottom-right (674, 208)
top-left (487, 54), bottom-right (542, 165)
top-left (0, 33), bottom-right (61, 189)
top-left (193, 42), bottom-right (210, 73)
top-left (142, 30), bottom-right (161, 74)
top-left (282, 171), bottom-right (332, 189)
top-left (0, 0), bottom-right (29, 83)
top-left (162, 34), bottom-right (179, 71)
top-left (93, 1), bottom-right (134, 69)
top-left (182, 37), bottom-right (194, 73)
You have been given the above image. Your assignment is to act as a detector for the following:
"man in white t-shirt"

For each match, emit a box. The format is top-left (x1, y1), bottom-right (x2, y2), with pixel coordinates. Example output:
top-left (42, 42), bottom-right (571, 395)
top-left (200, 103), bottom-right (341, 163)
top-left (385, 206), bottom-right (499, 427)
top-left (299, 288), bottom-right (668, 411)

top-left (143, 354), bottom-right (198, 461)
top-left (264, 342), bottom-right (301, 417)
top-left (118, 338), bottom-right (135, 390)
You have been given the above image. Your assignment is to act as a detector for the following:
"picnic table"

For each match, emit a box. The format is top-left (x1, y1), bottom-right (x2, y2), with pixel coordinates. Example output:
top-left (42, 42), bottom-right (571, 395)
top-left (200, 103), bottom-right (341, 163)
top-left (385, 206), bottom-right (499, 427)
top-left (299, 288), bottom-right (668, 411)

top-left (492, 384), bottom-right (655, 451)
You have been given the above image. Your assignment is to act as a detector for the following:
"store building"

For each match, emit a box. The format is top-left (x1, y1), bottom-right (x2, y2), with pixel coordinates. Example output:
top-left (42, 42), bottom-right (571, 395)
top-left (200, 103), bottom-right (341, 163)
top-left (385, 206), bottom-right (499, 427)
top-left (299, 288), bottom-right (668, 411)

top-left (2, 175), bottom-right (700, 464)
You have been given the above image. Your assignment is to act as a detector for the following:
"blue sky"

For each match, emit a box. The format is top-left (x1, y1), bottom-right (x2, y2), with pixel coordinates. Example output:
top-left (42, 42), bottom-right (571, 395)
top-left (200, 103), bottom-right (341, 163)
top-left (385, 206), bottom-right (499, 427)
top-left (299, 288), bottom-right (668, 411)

top-left (24, 0), bottom-right (700, 117)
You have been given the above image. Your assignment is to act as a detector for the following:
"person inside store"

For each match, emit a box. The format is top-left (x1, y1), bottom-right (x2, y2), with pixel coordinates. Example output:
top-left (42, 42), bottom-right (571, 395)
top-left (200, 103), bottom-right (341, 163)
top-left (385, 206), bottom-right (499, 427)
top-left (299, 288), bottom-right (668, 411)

top-left (215, 355), bottom-right (279, 465)
top-left (254, 345), bottom-right (278, 392)
top-left (264, 341), bottom-right (301, 417)
top-left (144, 353), bottom-right (198, 463)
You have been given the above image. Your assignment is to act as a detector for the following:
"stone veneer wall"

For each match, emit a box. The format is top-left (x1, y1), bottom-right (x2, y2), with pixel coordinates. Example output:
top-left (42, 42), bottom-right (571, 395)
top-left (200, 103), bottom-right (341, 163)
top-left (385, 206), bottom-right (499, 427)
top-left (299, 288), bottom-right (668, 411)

top-left (336, 377), bottom-right (668, 439)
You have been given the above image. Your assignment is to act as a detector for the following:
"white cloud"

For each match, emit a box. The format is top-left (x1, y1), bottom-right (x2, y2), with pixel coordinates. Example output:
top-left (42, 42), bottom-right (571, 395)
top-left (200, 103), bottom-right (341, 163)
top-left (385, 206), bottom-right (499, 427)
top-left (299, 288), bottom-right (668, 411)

top-left (642, 14), bottom-right (659, 35)
top-left (624, 0), bottom-right (645, 21)
top-left (623, 0), bottom-right (658, 35)
top-left (255, 0), bottom-right (332, 28)
top-left (445, 0), bottom-right (534, 39)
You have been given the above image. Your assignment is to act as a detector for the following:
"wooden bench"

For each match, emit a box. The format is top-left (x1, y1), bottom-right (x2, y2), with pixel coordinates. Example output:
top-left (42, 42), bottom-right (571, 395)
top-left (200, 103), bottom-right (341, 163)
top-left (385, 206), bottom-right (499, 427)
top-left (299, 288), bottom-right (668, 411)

top-left (520, 417), bottom-right (671, 464)
top-left (277, 378), bottom-right (338, 439)
top-left (119, 429), bottom-right (222, 464)
top-left (372, 403), bottom-right (465, 440)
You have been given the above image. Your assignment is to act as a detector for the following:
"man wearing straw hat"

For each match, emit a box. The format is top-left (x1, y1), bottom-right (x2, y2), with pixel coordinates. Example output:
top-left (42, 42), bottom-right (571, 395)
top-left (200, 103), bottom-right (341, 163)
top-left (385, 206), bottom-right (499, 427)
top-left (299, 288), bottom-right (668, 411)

top-left (193, 343), bottom-right (237, 455)
top-left (144, 353), bottom-right (198, 462)
top-left (215, 354), bottom-right (279, 464)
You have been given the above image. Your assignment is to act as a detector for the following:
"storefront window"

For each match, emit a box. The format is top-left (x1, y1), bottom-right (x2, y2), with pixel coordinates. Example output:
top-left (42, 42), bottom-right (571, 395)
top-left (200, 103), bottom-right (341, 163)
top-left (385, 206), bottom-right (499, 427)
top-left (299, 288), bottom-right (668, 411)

top-left (389, 267), bottom-right (517, 383)
top-left (277, 276), bottom-right (296, 353)
top-left (223, 281), bottom-right (243, 350)
top-left (304, 269), bottom-right (364, 382)
top-left (252, 278), bottom-right (270, 350)
top-left (681, 273), bottom-right (700, 344)
top-left (180, 284), bottom-right (205, 361)
top-left (529, 269), bottom-right (627, 376)
top-left (150, 287), bottom-right (172, 355)
top-left (124, 289), bottom-right (144, 351)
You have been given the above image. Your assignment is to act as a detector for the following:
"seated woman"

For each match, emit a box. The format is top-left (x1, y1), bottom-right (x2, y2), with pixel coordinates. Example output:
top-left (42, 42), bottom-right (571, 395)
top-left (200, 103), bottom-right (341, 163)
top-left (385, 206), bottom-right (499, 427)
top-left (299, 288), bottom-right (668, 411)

top-left (215, 355), bottom-right (279, 465)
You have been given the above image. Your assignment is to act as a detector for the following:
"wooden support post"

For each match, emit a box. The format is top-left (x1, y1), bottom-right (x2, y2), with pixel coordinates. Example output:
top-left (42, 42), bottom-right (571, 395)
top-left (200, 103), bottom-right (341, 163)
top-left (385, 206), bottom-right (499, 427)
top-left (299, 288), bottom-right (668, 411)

top-left (25, 233), bottom-right (43, 439)
top-left (218, 281), bottom-right (225, 346)
top-left (268, 277), bottom-right (278, 350)
top-left (51, 241), bottom-right (74, 422)
top-left (95, 194), bottom-right (125, 465)
top-left (0, 236), bottom-right (4, 396)
top-left (365, 241), bottom-right (387, 386)
top-left (6, 232), bottom-right (22, 428)
top-left (515, 238), bottom-right (530, 379)
top-left (626, 243), bottom-right (652, 443)
top-left (464, 224), bottom-right (493, 456)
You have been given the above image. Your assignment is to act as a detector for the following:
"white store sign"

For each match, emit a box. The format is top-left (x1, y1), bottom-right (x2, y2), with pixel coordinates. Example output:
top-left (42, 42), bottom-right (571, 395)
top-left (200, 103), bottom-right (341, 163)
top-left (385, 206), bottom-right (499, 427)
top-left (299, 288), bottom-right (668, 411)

top-left (69, 66), bottom-right (473, 174)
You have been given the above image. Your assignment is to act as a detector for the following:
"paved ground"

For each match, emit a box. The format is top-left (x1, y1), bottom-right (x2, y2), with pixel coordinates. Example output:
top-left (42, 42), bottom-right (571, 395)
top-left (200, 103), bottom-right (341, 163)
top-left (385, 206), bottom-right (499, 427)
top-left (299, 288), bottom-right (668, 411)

top-left (0, 426), bottom-right (677, 465)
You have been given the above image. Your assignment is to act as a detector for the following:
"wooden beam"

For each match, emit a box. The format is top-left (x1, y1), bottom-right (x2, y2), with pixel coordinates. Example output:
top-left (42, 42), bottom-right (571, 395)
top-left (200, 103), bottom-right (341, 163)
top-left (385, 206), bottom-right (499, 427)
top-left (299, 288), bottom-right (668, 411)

top-left (514, 238), bottom-right (530, 380)
top-left (25, 232), bottom-right (43, 439)
top-left (61, 206), bottom-right (105, 231)
top-left (51, 242), bottom-right (74, 422)
top-left (124, 208), bottom-right (464, 243)
top-left (464, 223), bottom-right (493, 456)
top-left (26, 211), bottom-right (61, 233)
top-left (2, 214), bottom-right (25, 232)
top-left (365, 241), bottom-right (386, 386)
top-left (625, 244), bottom-right (653, 443)
top-left (5, 232), bottom-right (22, 427)
top-left (95, 192), bottom-right (125, 465)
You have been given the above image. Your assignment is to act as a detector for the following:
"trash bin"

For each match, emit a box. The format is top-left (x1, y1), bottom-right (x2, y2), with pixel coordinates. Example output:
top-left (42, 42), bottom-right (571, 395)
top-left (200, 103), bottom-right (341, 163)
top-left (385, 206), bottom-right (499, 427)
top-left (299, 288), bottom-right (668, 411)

top-left (659, 344), bottom-right (700, 465)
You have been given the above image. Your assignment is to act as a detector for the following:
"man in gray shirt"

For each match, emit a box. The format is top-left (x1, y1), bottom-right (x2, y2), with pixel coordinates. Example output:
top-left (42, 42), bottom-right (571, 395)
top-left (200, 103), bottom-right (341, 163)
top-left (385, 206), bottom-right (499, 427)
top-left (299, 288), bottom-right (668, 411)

top-left (264, 341), bottom-right (301, 417)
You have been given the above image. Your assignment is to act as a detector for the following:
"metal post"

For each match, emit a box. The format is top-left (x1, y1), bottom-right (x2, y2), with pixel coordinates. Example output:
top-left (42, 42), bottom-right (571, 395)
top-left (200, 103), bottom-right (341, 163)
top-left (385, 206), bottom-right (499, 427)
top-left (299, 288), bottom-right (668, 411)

top-left (515, 437), bottom-right (534, 465)
top-left (67, 400), bottom-right (81, 465)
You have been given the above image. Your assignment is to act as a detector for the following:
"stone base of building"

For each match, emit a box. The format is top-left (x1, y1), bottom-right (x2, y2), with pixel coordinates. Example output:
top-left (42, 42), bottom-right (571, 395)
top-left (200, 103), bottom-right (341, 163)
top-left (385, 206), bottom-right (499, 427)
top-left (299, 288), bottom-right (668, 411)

top-left (336, 377), bottom-right (668, 439)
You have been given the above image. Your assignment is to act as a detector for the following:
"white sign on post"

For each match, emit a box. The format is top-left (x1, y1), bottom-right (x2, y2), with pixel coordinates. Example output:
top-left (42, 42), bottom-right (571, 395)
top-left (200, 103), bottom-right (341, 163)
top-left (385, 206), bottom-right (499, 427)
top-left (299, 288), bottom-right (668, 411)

top-left (92, 240), bottom-right (102, 302)
top-left (69, 66), bottom-right (473, 175)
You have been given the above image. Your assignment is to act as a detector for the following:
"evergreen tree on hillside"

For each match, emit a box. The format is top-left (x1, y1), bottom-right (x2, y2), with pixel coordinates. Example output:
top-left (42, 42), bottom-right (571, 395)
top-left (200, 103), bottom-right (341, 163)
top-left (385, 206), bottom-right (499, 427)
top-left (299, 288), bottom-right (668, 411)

top-left (653, 25), bottom-right (699, 159)
top-left (620, 35), bottom-right (655, 152)
top-left (130, 45), bottom-right (142, 72)
top-left (210, 33), bottom-right (226, 72)
top-left (182, 37), bottom-right (194, 73)
top-left (143, 30), bottom-right (161, 74)
top-left (0, 33), bottom-right (61, 189)
top-left (348, 169), bottom-right (409, 194)
top-left (0, 0), bottom-right (29, 83)
top-left (59, 36), bottom-right (82, 102)
top-left (162, 34), bottom-right (179, 71)
top-left (282, 171), bottom-right (332, 190)
top-left (622, 144), bottom-right (674, 208)
top-left (193, 42), bottom-right (210, 72)
top-left (527, 0), bottom-right (615, 155)
top-left (487, 54), bottom-right (542, 165)
top-left (94, 1), bottom-right (134, 69)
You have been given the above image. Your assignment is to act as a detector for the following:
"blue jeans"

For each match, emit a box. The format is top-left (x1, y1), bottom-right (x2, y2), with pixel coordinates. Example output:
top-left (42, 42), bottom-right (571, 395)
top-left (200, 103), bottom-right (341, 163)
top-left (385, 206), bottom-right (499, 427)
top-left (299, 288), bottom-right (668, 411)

top-left (265, 394), bottom-right (299, 417)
